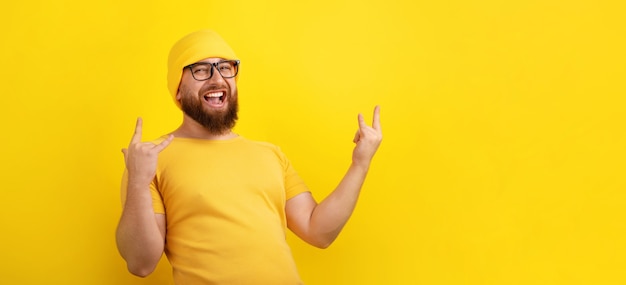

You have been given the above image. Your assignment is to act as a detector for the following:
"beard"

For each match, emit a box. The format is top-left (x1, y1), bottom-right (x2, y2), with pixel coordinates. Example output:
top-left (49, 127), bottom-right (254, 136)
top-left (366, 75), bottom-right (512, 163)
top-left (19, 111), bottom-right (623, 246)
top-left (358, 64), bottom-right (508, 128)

top-left (179, 84), bottom-right (239, 135)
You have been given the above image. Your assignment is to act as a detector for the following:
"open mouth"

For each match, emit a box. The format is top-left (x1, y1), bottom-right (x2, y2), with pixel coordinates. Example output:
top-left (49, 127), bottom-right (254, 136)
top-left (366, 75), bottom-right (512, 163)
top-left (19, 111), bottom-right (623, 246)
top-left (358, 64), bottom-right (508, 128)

top-left (203, 91), bottom-right (226, 106)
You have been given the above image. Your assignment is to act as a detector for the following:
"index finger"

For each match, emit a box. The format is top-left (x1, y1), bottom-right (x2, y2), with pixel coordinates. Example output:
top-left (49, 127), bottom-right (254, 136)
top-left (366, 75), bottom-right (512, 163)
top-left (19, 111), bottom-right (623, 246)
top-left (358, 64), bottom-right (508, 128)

top-left (130, 117), bottom-right (143, 144)
top-left (372, 105), bottom-right (381, 131)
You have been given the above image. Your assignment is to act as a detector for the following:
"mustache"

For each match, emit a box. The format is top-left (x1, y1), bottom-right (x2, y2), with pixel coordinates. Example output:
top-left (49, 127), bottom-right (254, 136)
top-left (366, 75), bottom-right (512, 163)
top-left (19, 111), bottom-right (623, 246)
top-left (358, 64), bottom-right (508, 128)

top-left (199, 84), bottom-right (229, 95)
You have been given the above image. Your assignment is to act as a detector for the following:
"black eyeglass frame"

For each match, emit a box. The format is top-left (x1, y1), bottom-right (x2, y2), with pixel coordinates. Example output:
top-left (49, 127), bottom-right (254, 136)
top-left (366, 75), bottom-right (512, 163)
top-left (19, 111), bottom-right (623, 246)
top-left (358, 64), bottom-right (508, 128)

top-left (185, 60), bottom-right (240, 81)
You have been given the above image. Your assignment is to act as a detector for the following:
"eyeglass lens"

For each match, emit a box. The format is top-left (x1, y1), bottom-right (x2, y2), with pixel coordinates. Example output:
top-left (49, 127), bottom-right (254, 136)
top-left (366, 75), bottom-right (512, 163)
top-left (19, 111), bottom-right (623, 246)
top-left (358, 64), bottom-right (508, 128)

top-left (189, 61), bottom-right (238, 80)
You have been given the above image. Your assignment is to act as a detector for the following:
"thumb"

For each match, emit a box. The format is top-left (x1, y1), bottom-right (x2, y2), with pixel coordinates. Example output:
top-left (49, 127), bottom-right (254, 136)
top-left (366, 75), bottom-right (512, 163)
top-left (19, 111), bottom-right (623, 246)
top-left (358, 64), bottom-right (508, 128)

top-left (353, 130), bottom-right (361, 143)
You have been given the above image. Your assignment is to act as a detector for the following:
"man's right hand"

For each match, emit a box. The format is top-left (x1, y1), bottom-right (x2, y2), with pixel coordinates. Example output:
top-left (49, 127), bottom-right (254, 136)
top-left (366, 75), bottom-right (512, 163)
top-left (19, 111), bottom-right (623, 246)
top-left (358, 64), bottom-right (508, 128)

top-left (121, 117), bottom-right (174, 186)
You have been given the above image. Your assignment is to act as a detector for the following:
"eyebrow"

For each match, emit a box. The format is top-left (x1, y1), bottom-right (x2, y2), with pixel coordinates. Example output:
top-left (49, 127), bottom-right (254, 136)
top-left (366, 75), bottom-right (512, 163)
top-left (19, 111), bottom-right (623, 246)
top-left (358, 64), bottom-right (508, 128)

top-left (194, 59), bottom-right (228, 64)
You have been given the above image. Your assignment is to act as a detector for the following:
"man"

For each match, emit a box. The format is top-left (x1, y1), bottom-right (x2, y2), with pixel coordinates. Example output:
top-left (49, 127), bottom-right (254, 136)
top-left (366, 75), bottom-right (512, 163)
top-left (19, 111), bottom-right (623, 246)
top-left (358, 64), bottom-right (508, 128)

top-left (116, 29), bottom-right (382, 284)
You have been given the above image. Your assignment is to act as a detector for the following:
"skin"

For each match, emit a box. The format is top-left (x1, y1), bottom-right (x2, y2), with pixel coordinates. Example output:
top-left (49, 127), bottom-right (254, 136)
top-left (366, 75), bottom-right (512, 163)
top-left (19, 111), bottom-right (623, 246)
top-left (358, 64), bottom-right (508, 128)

top-left (116, 57), bottom-right (383, 277)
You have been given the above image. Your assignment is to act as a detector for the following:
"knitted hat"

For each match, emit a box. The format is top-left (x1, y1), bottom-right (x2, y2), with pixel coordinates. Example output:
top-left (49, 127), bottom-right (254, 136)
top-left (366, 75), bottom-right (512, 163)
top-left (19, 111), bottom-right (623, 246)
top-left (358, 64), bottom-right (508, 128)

top-left (167, 30), bottom-right (238, 108)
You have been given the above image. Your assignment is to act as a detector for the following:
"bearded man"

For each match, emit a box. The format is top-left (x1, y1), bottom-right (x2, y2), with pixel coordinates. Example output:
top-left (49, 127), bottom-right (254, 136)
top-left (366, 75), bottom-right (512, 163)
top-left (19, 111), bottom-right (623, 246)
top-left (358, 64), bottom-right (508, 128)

top-left (116, 29), bottom-right (382, 285)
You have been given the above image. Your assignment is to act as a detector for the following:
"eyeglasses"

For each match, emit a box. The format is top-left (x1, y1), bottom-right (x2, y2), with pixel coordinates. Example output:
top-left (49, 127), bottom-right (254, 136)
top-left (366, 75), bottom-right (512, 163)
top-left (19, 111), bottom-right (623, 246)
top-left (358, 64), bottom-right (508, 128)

top-left (185, 60), bottom-right (240, 81)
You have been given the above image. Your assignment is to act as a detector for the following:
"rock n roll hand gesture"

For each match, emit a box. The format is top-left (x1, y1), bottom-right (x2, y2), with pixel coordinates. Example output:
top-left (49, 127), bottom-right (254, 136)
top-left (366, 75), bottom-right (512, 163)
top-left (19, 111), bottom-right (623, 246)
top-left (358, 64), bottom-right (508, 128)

top-left (352, 105), bottom-right (383, 169)
top-left (121, 118), bottom-right (174, 186)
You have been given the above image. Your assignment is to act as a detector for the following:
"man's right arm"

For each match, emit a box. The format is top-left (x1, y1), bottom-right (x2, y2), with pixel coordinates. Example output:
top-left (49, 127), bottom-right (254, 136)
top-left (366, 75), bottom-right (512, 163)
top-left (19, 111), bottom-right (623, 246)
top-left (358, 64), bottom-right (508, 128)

top-left (115, 118), bottom-right (173, 277)
top-left (116, 180), bottom-right (166, 277)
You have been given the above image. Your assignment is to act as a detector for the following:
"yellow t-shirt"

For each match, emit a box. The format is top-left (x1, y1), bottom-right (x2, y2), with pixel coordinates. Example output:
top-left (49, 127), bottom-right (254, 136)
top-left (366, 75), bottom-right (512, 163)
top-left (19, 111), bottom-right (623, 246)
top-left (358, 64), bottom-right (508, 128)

top-left (124, 136), bottom-right (310, 284)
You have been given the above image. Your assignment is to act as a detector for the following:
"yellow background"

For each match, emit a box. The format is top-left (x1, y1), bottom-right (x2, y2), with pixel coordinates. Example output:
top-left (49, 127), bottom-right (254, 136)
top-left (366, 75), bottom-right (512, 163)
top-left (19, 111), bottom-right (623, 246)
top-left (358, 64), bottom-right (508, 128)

top-left (1, 0), bottom-right (625, 284)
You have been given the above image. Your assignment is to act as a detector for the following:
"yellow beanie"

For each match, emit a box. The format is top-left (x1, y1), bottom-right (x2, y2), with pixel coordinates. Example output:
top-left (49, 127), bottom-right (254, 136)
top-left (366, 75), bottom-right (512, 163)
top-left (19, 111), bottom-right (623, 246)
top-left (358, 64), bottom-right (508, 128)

top-left (167, 29), bottom-right (238, 108)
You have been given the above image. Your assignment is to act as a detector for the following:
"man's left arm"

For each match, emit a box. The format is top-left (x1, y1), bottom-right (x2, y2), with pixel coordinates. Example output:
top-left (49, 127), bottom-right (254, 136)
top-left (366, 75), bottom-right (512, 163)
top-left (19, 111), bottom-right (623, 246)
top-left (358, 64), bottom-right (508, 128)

top-left (286, 106), bottom-right (382, 248)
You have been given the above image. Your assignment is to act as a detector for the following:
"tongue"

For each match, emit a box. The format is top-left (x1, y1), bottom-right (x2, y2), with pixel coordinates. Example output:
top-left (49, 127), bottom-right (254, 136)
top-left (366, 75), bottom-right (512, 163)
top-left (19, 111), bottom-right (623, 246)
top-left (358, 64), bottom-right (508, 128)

top-left (208, 96), bottom-right (222, 104)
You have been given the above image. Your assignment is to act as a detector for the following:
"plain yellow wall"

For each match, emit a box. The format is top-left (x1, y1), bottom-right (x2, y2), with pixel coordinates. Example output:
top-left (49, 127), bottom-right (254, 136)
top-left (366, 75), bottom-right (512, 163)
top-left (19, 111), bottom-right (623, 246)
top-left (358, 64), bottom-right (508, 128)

top-left (1, 0), bottom-right (625, 284)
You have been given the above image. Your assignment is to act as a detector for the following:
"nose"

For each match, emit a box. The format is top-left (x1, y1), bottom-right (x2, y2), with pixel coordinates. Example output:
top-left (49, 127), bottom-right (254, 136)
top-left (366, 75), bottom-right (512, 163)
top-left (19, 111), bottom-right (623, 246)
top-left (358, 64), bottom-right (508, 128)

top-left (200, 65), bottom-right (228, 90)
top-left (208, 65), bottom-right (226, 83)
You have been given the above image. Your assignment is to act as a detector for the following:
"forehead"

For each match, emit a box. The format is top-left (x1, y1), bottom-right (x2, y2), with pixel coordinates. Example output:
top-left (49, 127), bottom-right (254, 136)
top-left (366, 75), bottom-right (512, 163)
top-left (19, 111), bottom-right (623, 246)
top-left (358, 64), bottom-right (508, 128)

top-left (194, 57), bottom-right (227, 64)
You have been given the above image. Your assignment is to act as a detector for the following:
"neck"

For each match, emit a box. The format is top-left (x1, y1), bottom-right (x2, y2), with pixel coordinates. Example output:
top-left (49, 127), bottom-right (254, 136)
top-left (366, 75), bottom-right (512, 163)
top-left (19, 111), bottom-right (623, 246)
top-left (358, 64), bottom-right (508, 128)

top-left (171, 115), bottom-right (238, 140)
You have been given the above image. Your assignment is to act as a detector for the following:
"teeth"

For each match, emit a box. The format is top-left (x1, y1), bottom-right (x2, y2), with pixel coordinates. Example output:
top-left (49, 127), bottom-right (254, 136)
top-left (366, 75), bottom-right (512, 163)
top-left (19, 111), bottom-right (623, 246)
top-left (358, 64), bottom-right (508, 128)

top-left (207, 92), bottom-right (223, 98)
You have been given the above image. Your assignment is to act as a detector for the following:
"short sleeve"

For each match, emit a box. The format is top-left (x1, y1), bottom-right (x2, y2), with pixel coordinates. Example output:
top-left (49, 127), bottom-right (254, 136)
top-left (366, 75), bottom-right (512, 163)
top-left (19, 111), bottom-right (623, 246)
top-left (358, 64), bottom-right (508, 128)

top-left (277, 149), bottom-right (310, 200)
